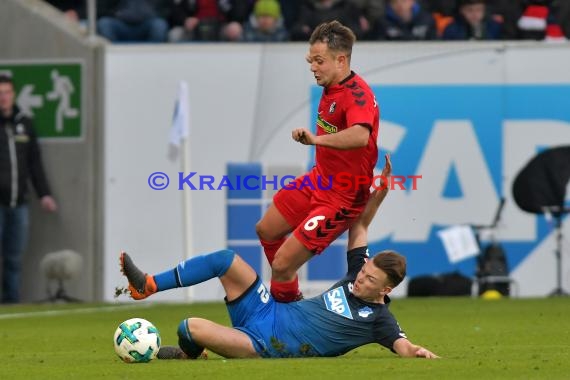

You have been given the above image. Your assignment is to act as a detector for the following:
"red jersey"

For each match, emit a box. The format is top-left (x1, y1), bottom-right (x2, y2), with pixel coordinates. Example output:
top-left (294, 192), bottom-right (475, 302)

top-left (314, 71), bottom-right (379, 205)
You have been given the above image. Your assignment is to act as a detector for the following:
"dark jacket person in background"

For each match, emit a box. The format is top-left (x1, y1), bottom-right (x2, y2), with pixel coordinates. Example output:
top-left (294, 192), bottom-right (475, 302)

top-left (0, 75), bottom-right (57, 303)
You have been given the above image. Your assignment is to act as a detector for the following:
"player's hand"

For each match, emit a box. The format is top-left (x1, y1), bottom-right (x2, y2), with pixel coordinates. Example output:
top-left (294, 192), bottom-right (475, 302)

top-left (292, 128), bottom-right (317, 145)
top-left (416, 347), bottom-right (440, 359)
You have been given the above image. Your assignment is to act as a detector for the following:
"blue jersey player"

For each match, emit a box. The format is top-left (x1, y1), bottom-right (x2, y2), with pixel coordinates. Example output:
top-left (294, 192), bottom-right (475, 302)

top-left (119, 157), bottom-right (439, 359)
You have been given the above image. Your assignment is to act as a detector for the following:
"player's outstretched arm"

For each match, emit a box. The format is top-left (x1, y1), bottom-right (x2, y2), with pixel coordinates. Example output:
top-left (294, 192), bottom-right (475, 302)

top-left (347, 153), bottom-right (391, 250)
top-left (393, 338), bottom-right (440, 359)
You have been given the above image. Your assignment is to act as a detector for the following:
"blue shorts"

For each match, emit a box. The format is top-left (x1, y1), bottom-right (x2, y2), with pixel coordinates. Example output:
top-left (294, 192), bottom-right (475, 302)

top-left (226, 277), bottom-right (276, 357)
top-left (226, 277), bottom-right (320, 358)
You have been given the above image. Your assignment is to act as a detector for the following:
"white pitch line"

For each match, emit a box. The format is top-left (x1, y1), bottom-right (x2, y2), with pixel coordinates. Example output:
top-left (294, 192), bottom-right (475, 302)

top-left (0, 303), bottom-right (154, 320)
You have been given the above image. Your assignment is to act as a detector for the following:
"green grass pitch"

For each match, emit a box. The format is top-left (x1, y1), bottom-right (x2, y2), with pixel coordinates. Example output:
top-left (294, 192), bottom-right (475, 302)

top-left (0, 298), bottom-right (569, 379)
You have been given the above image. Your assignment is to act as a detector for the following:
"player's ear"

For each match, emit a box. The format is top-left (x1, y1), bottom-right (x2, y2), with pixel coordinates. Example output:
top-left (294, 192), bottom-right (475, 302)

top-left (380, 285), bottom-right (393, 297)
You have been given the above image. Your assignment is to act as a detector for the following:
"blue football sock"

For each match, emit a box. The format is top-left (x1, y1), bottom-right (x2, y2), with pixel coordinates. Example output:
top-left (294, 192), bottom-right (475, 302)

top-left (153, 249), bottom-right (235, 291)
top-left (177, 319), bottom-right (204, 359)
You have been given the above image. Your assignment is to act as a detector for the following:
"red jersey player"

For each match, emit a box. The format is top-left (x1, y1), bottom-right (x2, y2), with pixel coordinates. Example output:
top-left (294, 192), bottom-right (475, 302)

top-left (256, 21), bottom-right (381, 302)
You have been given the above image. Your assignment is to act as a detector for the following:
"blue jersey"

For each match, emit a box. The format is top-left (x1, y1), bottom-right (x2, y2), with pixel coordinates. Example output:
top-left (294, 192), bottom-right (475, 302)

top-left (227, 247), bottom-right (407, 358)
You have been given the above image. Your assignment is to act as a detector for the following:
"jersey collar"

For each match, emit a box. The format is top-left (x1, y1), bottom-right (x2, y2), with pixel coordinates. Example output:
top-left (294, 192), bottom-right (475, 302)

top-left (325, 71), bottom-right (356, 94)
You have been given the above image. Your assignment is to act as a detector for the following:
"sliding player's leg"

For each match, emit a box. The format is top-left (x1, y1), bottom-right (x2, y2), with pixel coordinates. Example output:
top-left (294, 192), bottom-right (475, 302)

top-left (120, 249), bottom-right (256, 301)
top-left (175, 317), bottom-right (259, 359)
top-left (121, 250), bottom-right (264, 359)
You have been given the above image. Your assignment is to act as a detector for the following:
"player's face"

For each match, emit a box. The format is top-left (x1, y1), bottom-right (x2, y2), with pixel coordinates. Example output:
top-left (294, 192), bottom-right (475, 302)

top-left (352, 260), bottom-right (392, 302)
top-left (0, 82), bottom-right (15, 116)
top-left (306, 42), bottom-right (346, 88)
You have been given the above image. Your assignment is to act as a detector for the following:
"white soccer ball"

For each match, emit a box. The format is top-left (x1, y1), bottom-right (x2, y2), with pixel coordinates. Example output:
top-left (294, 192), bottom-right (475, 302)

top-left (113, 318), bottom-right (161, 363)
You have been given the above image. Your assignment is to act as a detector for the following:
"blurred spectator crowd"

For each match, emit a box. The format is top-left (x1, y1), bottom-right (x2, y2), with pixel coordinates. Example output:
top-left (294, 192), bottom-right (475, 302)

top-left (46, 0), bottom-right (570, 43)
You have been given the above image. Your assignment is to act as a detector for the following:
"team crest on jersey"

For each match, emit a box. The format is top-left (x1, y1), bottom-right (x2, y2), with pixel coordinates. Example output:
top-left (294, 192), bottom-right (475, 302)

top-left (358, 306), bottom-right (374, 318)
top-left (329, 102), bottom-right (336, 114)
top-left (323, 286), bottom-right (353, 320)
top-left (16, 124), bottom-right (25, 134)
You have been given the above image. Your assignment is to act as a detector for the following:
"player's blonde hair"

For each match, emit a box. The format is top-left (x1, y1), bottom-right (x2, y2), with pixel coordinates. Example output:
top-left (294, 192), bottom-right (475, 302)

top-left (309, 21), bottom-right (356, 60)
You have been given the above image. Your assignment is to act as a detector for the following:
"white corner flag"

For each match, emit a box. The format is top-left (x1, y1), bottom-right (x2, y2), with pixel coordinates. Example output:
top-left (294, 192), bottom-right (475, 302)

top-left (169, 80), bottom-right (193, 301)
top-left (169, 81), bottom-right (190, 147)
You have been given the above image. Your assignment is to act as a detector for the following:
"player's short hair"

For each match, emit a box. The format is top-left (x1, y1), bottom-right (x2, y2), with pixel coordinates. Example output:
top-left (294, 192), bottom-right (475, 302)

top-left (309, 21), bottom-right (356, 59)
top-left (372, 250), bottom-right (407, 287)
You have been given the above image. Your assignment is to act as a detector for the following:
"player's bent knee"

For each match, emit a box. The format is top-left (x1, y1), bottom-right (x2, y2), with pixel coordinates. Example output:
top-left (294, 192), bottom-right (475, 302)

top-left (271, 258), bottom-right (295, 279)
top-left (255, 220), bottom-right (270, 240)
top-left (177, 318), bottom-right (205, 359)
top-left (206, 249), bottom-right (235, 277)
top-left (256, 219), bottom-right (285, 241)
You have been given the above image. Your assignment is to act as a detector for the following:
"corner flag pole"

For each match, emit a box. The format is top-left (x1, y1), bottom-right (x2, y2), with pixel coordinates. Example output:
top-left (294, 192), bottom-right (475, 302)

top-left (181, 119), bottom-right (193, 302)
top-left (170, 81), bottom-right (193, 301)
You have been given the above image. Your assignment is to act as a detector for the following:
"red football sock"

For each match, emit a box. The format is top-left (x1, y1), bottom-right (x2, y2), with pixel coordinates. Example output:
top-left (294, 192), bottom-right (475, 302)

top-left (259, 237), bottom-right (286, 266)
top-left (271, 276), bottom-right (301, 302)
